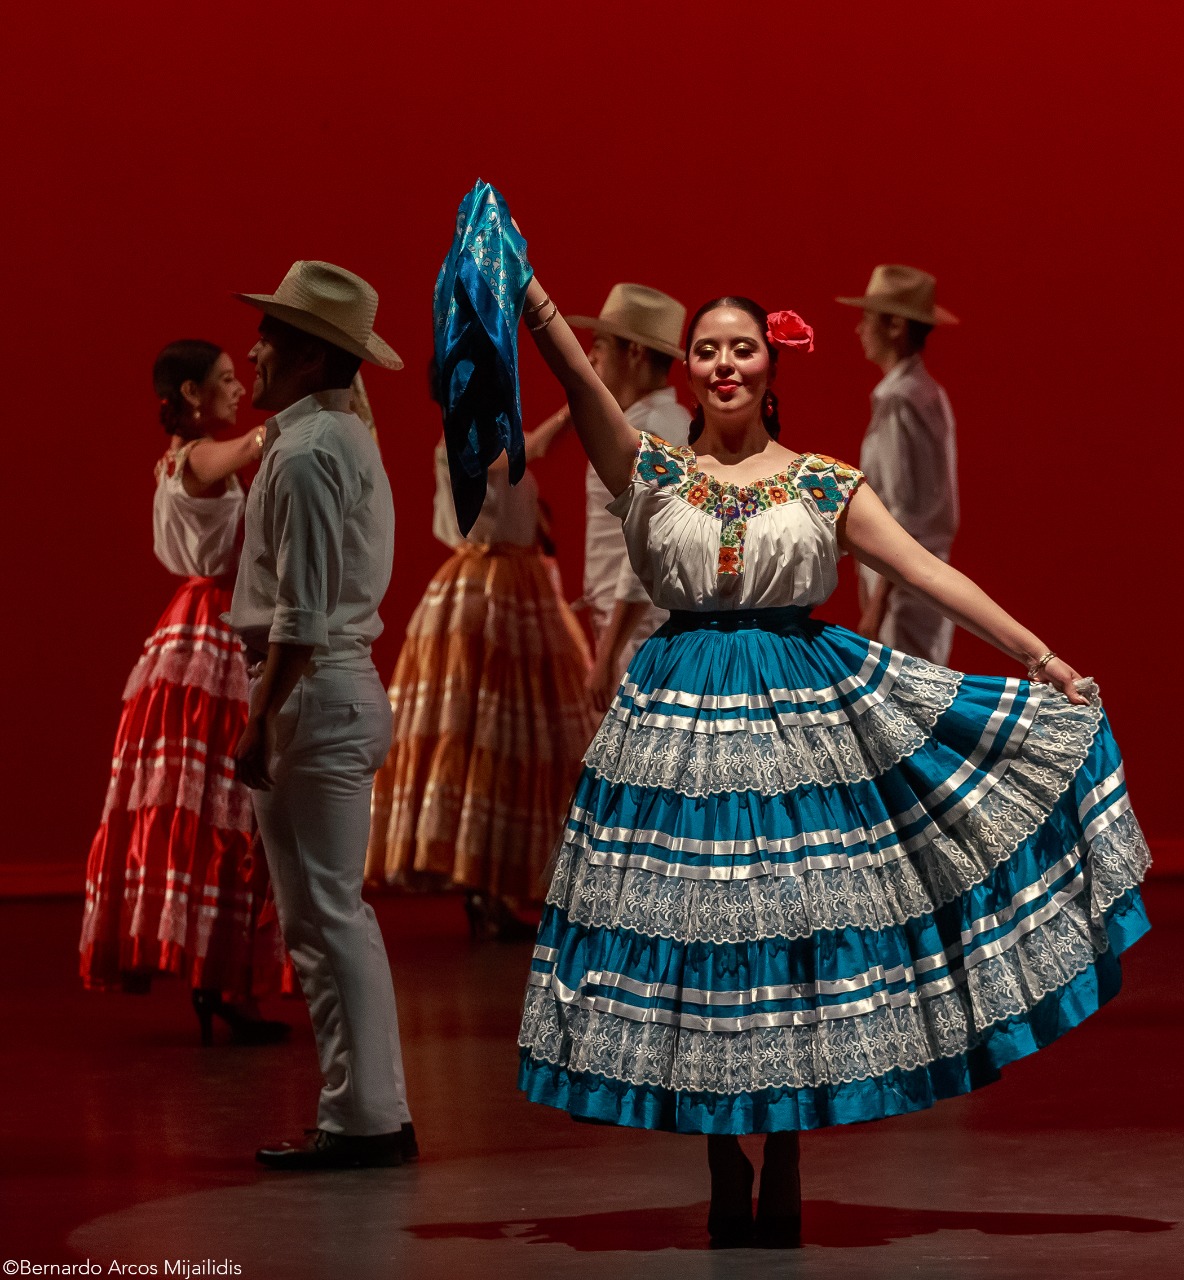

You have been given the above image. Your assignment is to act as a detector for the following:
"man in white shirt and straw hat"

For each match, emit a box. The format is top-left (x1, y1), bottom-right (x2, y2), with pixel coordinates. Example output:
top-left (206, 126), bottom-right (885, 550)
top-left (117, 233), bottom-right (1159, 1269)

top-left (837, 264), bottom-right (961, 666)
top-left (567, 283), bottom-right (691, 707)
top-left (226, 260), bottom-right (415, 1170)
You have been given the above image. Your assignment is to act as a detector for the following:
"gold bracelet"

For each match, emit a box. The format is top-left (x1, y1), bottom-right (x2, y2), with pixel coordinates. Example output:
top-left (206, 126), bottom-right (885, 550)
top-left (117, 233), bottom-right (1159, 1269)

top-left (526, 302), bottom-right (559, 333)
top-left (525, 294), bottom-right (552, 315)
top-left (1026, 650), bottom-right (1056, 680)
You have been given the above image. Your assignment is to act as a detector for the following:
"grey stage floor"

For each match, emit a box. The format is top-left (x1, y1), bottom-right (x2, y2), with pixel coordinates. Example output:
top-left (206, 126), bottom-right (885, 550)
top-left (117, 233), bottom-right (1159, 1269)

top-left (2, 885), bottom-right (1181, 1279)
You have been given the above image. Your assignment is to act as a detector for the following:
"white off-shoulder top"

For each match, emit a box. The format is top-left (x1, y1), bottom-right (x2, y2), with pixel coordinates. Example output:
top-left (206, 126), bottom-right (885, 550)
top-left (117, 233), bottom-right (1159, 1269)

top-left (607, 432), bottom-right (864, 613)
top-left (152, 440), bottom-right (244, 579)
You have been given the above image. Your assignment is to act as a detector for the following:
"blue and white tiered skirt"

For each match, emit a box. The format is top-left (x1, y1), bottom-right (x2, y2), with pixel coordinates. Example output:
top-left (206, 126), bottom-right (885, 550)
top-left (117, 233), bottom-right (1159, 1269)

top-left (517, 607), bottom-right (1150, 1134)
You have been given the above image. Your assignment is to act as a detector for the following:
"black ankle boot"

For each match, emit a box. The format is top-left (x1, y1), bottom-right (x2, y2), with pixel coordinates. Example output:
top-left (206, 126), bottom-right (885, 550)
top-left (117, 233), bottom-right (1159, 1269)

top-left (706, 1136), bottom-right (754, 1248)
top-left (754, 1131), bottom-right (802, 1248)
top-left (463, 893), bottom-right (490, 941)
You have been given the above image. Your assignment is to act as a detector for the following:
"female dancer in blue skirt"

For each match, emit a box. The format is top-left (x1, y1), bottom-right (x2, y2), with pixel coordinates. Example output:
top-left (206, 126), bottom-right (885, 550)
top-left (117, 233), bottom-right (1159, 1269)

top-left (513, 251), bottom-right (1151, 1248)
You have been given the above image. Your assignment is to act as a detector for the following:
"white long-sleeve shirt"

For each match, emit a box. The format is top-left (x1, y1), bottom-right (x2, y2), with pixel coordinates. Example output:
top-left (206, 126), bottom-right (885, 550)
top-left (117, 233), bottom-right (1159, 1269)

top-left (857, 355), bottom-right (959, 593)
top-left (859, 355), bottom-right (958, 552)
top-left (226, 389), bottom-right (394, 664)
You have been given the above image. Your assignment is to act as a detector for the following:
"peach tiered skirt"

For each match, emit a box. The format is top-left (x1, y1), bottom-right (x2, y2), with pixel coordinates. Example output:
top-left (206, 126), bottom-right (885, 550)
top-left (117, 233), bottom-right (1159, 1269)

top-left (367, 543), bottom-right (598, 907)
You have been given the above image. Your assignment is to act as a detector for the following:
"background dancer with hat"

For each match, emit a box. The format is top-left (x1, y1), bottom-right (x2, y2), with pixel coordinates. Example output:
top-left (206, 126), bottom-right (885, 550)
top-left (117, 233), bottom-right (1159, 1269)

top-left (79, 339), bottom-right (290, 1046)
top-left (567, 284), bottom-right (691, 709)
top-left (227, 261), bottom-right (415, 1170)
top-left (366, 367), bottom-right (596, 941)
top-left (509, 223), bottom-right (1150, 1249)
top-left (838, 264), bottom-right (961, 665)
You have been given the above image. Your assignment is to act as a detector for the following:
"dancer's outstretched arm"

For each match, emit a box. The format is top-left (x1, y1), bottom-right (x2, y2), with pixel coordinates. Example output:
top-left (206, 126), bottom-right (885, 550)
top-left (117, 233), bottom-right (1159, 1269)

top-left (525, 406), bottom-right (572, 461)
top-left (486, 405), bottom-right (571, 474)
top-left (183, 429), bottom-right (264, 493)
top-left (520, 274), bottom-right (639, 496)
top-left (841, 485), bottom-right (1089, 704)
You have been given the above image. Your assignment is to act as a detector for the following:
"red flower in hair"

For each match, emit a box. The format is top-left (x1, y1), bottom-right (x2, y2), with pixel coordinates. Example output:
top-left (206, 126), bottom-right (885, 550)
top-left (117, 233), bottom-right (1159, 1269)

top-left (766, 310), bottom-right (815, 354)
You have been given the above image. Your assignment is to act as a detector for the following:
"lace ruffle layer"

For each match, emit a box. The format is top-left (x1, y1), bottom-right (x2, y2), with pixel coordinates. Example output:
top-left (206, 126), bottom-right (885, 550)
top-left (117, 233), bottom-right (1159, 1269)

top-left (585, 650), bottom-right (962, 797)
top-left (520, 842), bottom-right (1148, 1097)
top-left (121, 578), bottom-right (248, 704)
top-left (79, 806), bottom-right (279, 998)
top-left (101, 737), bottom-right (254, 831)
top-left (123, 640), bottom-right (249, 704)
top-left (550, 691), bottom-right (1112, 943)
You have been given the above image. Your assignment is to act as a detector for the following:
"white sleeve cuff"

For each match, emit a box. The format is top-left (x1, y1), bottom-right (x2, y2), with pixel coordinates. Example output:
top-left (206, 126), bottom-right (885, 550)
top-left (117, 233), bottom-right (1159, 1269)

top-left (269, 606), bottom-right (328, 649)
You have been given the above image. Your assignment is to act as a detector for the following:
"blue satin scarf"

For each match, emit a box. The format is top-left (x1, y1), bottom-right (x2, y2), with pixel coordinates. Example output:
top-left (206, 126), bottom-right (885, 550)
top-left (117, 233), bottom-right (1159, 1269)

top-left (433, 180), bottom-right (533, 536)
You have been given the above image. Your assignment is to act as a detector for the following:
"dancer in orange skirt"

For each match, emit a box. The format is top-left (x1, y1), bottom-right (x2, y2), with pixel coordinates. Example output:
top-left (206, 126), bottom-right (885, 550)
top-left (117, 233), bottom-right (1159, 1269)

top-left (366, 403), bottom-right (597, 939)
top-left (80, 340), bottom-right (289, 1044)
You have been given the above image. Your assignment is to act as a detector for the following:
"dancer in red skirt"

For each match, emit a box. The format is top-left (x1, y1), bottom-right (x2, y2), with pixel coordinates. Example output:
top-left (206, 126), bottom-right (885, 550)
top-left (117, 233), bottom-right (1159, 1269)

top-left (80, 340), bottom-right (289, 1045)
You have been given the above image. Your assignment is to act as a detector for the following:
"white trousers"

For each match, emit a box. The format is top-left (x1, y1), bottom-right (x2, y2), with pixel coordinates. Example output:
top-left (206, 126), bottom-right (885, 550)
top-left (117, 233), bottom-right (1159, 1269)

top-left (861, 562), bottom-right (955, 667)
top-left (252, 662), bottom-right (411, 1136)
top-left (881, 587), bottom-right (955, 667)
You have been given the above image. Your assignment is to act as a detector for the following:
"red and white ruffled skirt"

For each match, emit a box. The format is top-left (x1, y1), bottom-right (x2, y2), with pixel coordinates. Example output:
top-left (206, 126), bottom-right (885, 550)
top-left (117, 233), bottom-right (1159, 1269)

top-left (366, 543), bottom-right (598, 907)
top-left (80, 576), bottom-right (280, 998)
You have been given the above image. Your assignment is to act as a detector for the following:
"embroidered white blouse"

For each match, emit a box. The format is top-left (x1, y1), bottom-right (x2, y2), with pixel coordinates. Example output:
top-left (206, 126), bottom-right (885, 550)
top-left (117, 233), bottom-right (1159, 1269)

top-left (152, 441), bottom-right (244, 579)
top-left (608, 433), bottom-right (864, 613)
top-left (584, 387), bottom-right (691, 615)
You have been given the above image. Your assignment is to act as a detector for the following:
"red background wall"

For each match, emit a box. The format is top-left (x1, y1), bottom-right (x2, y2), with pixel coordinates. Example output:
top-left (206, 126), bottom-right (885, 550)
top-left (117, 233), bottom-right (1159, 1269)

top-left (2, 1), bottom-right (1180, 892)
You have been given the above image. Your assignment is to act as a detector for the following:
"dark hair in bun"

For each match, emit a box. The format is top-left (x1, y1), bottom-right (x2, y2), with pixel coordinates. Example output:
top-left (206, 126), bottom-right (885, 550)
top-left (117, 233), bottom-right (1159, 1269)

top-left (152, 339), bottom-right (222, 434)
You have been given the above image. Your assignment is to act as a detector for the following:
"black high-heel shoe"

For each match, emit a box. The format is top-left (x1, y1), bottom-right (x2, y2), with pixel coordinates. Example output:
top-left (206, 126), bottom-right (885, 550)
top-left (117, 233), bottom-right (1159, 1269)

top-left (193, 990), bottom-right (217, 1046)
top-left (463, 892), bottom-right (490, 941)
top-left (463, 893), bottom-right (536, 943)
top-left (489, 904), bottom-right (538, 944)
top-left (191, 990), bottom-right (290, 1047)
top-left (706, 1136), bottom-right (755, 1248)
top-left (754, 1131), bottom-right (802, 1248)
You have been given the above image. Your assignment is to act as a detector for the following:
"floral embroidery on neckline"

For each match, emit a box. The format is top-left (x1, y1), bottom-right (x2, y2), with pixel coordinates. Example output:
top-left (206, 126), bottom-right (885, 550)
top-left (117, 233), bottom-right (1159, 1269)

top-left (157, 440), bottom-right (198, 482)
top-left (634, 434), bottom-right (861, 576)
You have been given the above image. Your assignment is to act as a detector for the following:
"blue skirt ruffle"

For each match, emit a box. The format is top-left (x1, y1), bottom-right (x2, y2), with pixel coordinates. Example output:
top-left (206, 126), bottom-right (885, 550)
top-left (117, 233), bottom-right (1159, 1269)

top-left (517, 608), bottom-right (1150, 1133)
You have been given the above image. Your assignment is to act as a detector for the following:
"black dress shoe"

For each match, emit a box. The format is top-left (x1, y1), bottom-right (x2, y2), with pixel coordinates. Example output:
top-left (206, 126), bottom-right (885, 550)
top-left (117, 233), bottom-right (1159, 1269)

top-left (256, 1129), bottom-right (403, 1170)
top-left (399, 1123), bottom-right (419, 1161)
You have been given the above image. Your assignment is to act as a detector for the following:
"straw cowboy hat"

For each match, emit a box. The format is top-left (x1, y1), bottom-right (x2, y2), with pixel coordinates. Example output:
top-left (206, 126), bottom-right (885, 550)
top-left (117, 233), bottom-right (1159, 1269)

top-left (567, 283), bottom-right (686, 359)
top-left (836, 264), bottom-right (959, 326)
top-left (234, 260), bottom-right (404, 369)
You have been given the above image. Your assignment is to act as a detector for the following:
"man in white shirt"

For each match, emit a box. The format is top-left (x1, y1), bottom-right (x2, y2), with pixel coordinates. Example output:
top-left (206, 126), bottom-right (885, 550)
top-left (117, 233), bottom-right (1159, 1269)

top-left (837, 265), bottom-right (960, 665)
top-left (567, 284), bottom-right (691, 707)
top-left (226, 261), bottom-right (414, 1170)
